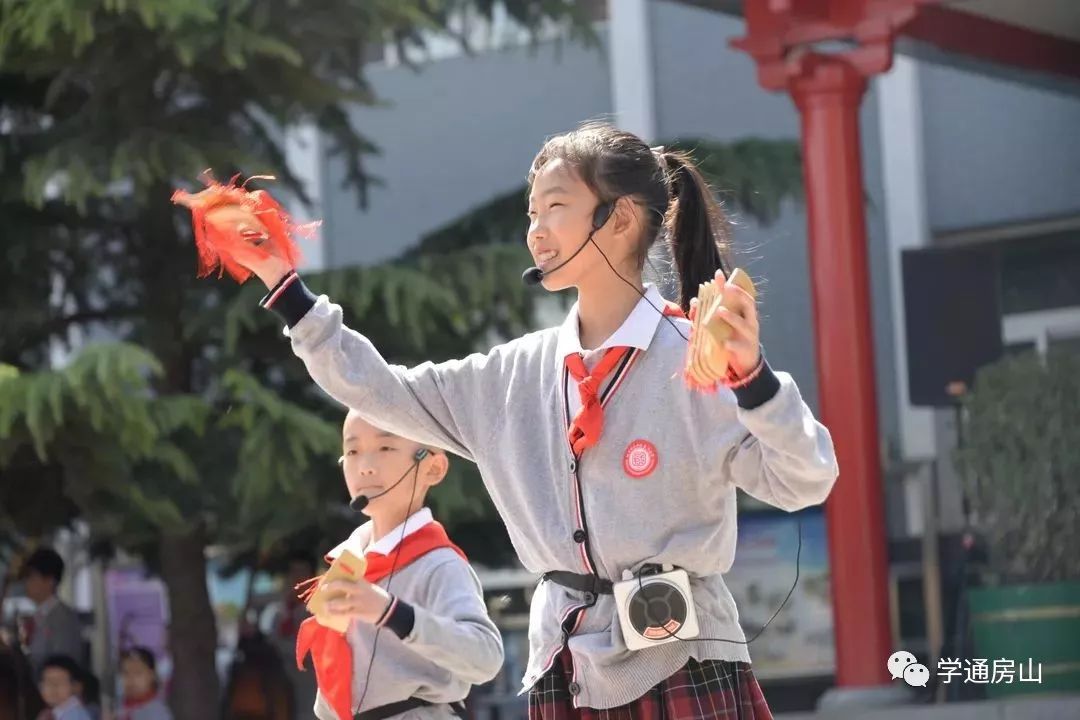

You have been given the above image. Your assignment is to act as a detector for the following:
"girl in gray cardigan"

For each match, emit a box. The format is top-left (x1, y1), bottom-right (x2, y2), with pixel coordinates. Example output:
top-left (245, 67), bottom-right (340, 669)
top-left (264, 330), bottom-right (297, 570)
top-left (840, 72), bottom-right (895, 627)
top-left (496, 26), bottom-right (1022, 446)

top-left (209, 122), bottom-right (838, 719)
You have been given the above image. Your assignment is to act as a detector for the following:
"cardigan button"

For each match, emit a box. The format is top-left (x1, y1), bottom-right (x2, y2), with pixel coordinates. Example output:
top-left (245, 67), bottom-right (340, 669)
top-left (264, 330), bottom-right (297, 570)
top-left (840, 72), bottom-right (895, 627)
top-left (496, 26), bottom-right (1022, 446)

top-left (583, 592), bottom-right (596, 605)
top-left (572, 529), bottom-right (586, 544)
top-left (569, 459), bottom-right (577, 473)
top-left (568, 681), bottom-right (582, 696)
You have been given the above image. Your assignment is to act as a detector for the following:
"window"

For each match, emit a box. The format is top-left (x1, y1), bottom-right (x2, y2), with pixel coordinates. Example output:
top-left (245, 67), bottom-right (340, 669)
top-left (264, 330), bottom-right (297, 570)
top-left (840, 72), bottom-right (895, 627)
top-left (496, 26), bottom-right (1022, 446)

top-left (1000, 230), bottom-right (1080, 314)
top-left (996, 224), bottom-right (1080, 356)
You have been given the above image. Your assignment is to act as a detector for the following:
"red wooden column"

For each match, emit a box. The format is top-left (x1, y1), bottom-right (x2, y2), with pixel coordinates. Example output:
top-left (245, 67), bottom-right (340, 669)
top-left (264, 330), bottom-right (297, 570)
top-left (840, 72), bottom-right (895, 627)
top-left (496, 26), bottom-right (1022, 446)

top-left (733, 0), bottom-right (933, 687)
top-left (792, 55), bottom-right (893, 687)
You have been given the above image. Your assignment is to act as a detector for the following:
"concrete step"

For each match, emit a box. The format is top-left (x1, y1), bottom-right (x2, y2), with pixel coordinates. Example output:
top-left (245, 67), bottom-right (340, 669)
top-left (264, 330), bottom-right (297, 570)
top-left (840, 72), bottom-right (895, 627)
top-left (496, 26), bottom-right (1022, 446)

top-left (775, 693), bottom-right (1080, 720)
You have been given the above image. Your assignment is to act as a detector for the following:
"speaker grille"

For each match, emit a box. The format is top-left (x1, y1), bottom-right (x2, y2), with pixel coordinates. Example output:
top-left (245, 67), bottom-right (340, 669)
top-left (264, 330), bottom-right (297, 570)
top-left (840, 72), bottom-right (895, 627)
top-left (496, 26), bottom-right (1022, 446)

top-left (627, 579), bottom-right (690, 640)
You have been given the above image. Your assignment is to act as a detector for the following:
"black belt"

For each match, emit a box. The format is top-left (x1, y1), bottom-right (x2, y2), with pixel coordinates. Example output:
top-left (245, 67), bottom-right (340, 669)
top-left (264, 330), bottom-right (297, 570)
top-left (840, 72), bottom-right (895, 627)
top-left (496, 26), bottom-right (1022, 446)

top-left (354, 698), bottom-right (465, 720)
top-left (543, 571), bottom-right (614, 595)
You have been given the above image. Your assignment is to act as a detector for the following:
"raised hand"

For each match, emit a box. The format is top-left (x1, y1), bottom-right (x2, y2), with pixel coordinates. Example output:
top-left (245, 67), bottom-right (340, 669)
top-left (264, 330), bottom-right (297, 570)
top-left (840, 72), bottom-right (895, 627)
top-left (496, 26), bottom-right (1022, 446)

top-left (706, 268), bottom-right (761, 376)
top-left (172, 178), bottom-right (309, 288)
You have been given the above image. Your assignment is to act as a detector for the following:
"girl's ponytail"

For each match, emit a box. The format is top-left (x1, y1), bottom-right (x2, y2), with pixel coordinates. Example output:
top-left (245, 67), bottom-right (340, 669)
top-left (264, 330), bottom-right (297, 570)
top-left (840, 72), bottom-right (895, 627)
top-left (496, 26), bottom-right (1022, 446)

top-left (660, 150), bottom-right (733, 313)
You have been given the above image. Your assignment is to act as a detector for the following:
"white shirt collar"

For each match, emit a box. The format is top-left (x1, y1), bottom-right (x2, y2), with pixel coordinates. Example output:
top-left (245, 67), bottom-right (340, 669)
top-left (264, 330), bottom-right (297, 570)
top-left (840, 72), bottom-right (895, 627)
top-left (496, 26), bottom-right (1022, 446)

top-left (327, 507), bottom-right (434, 560)
top-left (555, 284), bottom-right (668, 364)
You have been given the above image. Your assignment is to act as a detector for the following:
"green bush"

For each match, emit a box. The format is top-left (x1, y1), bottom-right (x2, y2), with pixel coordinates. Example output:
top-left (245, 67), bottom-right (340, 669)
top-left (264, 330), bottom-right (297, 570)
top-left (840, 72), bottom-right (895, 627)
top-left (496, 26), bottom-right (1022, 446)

top-left (958, 350), bottom-right (1080, 584)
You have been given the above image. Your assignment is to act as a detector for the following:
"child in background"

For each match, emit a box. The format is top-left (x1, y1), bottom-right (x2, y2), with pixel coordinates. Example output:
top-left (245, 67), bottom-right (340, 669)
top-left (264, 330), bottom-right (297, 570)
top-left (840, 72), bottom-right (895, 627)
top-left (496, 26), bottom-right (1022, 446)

top-left (117, 648), bottom-right (172, 720)
top-left (37, 655), bottom-right (91, 720)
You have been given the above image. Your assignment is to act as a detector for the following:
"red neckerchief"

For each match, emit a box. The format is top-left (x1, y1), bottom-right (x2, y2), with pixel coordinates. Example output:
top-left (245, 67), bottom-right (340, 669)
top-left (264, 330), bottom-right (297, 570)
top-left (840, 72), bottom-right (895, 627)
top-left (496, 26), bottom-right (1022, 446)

top-left (564, 302), bottom-right (688, 456)
top-left (564, 346), bottom-right (632, 456)
top-left (122, 691), bottom-right (158, 708)
top-left (117, 691), bottom-right (159, 720)
top-left (295, 521), bottom-right (466, 720)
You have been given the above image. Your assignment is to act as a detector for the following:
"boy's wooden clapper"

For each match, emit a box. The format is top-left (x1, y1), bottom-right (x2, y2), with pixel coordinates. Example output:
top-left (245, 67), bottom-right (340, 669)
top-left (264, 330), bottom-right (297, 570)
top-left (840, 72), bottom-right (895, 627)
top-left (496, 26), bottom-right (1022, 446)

top-left (304, 550), bottom-right (367, 634)
top-left (171, 173), bottom-right (317, 283)
top-left (684, 268), bottom-right (757, 391)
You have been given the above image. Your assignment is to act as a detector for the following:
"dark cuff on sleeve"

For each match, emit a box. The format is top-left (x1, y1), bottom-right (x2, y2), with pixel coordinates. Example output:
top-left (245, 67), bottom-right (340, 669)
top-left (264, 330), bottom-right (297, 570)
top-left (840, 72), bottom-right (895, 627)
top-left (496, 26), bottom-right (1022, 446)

top-left (733, 360), bottom-right (781, 410)
top-left (259, 271), bottom-right (316, 328)
top-left (379, 598), bottom-right (416, 640)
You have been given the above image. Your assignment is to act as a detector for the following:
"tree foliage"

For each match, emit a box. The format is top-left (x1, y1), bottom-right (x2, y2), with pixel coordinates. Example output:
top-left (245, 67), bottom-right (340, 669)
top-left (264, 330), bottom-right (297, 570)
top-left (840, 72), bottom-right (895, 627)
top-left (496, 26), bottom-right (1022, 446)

top-left (0, 2), bottom-right (584, 716)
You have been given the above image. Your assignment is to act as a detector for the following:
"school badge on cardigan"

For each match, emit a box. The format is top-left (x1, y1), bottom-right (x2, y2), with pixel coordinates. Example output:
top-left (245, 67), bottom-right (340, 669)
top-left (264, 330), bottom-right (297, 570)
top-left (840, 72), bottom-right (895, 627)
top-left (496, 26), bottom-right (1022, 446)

top-left (623, 440), bottom-right (658, 478)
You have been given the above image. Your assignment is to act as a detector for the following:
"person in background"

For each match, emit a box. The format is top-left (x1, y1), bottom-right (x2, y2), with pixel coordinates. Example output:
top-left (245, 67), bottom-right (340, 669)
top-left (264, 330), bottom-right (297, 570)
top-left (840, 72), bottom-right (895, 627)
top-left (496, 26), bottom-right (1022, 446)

top-left (0, 638), bottom-right (45, 720)
top-left (267, 552), bottom-right (318, 720)
top-left (20, 549), bottom-right (86, 676)
top-left (116, 648), bottom-right (172, 720)
top-left (36, 655), bottom-right (91, 720)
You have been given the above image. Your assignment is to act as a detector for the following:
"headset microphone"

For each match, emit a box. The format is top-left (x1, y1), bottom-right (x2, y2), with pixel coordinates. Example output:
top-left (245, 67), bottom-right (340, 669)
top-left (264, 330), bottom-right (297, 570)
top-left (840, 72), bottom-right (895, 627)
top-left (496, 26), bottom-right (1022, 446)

top-left (521, 266), bottom-right (544, 287)
top-left (347, 448), bottom-right (430, 512)
top-left (521, 202), bottom-right (614, 287)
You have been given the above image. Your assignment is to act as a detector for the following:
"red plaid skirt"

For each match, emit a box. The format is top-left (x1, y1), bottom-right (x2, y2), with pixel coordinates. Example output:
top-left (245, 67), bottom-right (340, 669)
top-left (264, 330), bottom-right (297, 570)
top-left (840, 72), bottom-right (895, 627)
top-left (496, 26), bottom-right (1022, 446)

top-left (527, 650), bottom-right (773, 720)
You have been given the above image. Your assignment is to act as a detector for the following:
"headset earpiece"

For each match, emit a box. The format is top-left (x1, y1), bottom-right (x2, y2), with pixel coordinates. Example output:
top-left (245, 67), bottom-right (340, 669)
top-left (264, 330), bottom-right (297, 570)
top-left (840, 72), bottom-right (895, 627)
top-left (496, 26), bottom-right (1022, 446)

top-left (414, 448), bottom-right (429, 462)
top-left (592, 201), bottom-right (614, 231)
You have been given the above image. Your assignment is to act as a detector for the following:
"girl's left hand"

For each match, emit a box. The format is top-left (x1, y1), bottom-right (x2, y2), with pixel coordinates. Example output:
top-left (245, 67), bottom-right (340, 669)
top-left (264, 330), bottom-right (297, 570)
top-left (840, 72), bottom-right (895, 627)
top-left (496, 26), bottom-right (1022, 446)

top-left (707, 268), bottom-right (761, 376)
top-left (322, 579), bottom-right (393, 625)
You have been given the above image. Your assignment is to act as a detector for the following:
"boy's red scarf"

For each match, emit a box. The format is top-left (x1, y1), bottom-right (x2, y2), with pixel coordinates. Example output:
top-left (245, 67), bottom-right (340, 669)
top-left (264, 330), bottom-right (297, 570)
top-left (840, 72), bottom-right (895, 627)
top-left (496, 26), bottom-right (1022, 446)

top-left (295, 521), bottom-right (465, 720)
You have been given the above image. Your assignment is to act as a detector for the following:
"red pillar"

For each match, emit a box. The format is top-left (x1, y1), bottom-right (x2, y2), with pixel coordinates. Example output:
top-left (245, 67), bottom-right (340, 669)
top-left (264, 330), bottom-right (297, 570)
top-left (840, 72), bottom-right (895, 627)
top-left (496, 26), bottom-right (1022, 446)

top-left (732, 0), bottom-right (929, 688)
top-left (791, 56), bottom-right (893, 687)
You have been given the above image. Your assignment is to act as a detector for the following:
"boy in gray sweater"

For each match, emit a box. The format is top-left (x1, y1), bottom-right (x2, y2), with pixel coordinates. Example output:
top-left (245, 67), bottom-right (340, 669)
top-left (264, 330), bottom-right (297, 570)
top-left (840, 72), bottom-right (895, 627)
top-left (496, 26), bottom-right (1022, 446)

top-left (297, 411), bottom-right (503, 720)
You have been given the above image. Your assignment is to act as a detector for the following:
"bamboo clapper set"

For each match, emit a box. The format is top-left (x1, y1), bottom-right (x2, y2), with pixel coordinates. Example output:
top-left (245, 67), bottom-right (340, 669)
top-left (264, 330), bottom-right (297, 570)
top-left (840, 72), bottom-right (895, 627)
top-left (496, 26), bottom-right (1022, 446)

top-left (683, 268), bottom-right (757, 390)
top-left (303, 550), bottom-right (367, 633)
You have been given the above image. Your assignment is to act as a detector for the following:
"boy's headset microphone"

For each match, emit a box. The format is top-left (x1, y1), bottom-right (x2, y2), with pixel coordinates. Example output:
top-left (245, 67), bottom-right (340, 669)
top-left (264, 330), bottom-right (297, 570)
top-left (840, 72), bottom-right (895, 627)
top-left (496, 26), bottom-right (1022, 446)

top-left (522, 197), bottom-right (803, 651)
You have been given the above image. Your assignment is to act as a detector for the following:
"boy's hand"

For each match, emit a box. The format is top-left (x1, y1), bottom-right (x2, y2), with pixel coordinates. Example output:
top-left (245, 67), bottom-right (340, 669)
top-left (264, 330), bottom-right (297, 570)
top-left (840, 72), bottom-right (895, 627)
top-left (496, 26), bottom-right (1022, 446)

top-left (322, 579), bottom-right (394, 625)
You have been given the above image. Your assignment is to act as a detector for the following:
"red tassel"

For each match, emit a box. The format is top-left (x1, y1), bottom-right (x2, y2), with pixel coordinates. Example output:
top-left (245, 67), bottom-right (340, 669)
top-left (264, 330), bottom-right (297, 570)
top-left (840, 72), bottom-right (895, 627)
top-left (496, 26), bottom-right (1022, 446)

top-left (171, 172), bottom-right (319, 283)
top-left (295, 575), bottom-right (324, 604)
